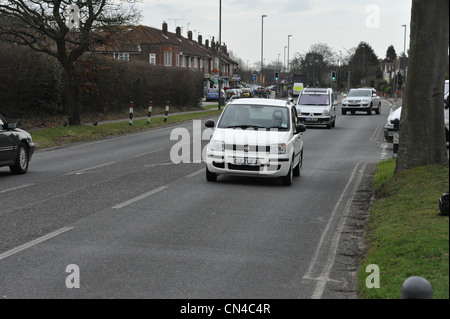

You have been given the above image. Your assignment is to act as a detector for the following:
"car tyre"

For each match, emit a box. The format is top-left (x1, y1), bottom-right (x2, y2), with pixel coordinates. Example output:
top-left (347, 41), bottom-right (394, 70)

top-left (206, 167), bottom-right (217, 182)
top-left (10, 142), bottom-right (29, 175)
top-left (282, 160), bottom-right (294, 186)
top-left (367, 103), bottom-right (373, 115)
top-left (375, 103), bottom-right (381, 114)
top-left (293, 151), bottom-right (302, 177)
top-left (341, 109), bottom-right (346, 115)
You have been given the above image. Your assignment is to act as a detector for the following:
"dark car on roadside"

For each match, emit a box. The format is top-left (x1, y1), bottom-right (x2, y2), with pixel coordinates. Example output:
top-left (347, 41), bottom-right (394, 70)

top-left (0, 114), bottom-right (35, 174)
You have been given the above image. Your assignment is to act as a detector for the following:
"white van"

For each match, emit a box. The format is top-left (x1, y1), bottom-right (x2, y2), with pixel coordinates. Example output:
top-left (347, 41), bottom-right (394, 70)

top-left (296, 87), bottom-right (337, 129)
top-left (292, 83), bottom-right (303, 96)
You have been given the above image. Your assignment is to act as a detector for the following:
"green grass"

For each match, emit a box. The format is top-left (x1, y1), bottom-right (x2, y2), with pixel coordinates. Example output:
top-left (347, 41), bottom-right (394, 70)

top-left (358, 159), bottom-right (449, 299)
top-left (30, 109), bottom-right (222, 149)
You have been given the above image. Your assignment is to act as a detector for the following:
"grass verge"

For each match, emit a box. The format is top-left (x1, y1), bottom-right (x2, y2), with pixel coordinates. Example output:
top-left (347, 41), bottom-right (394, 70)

top-left (30, 109), bottom-right (222, 149)
top-left (358, 158), bottom-right (449, 299)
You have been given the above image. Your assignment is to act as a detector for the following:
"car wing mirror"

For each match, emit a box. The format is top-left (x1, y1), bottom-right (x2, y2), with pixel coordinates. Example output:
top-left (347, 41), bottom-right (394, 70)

top-left (296, 123), bottom-right (306, 133)
top-left (205, 120), bottom-right (215, 128)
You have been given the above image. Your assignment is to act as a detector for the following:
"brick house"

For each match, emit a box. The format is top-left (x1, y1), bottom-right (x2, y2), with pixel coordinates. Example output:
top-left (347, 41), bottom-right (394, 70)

top-left (92, 22), bottom-right (240, 91)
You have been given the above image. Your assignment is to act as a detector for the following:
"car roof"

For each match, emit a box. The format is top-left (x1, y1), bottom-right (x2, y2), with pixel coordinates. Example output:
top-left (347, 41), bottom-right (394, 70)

top-left (228, 98), bottom-right (289, 108)
top-left (302, 87), bottom-right (331, 94)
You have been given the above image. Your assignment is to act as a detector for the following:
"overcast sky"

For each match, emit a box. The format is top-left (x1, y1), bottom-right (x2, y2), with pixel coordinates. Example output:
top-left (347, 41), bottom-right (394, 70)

top-left (135, 0), bottom-right (412, 69)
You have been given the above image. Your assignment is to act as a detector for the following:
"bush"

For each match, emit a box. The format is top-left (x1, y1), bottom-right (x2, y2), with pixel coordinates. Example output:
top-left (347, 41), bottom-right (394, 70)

top-left (0, 42), bottom-right (204, 122)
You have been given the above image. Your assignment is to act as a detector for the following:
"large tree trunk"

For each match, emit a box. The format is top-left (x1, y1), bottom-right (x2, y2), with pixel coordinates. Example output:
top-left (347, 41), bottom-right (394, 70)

top-left (395, 0), bottom-right (449, 174)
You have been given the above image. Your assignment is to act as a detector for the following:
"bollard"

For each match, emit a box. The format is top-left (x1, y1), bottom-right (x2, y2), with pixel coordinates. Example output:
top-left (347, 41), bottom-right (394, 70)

top-left (392, 119), bottom-right (399, 157)
top-left (401, 276), bottom-right (433, 299)
top-left (129, 101), bottom-right (133, 126)
top-left (147, 101), bottom-right (153, 124)
top-left (164, 101), bottom-right (170, 122)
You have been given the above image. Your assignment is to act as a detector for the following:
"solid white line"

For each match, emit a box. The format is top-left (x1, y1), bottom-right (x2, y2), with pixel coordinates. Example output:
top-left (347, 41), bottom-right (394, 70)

top-left (0, 227), bottom-right (73, 261)
top-left (303, 162), bottom-right (367, 299)
top-left (112, 186), bottom-right (168, 209)
top-left (185, 168), bottom-right (205, 178)
top-left (65, 162), bottom-right (115, 175)
top-left (0, 183), bottom-right (34, 194)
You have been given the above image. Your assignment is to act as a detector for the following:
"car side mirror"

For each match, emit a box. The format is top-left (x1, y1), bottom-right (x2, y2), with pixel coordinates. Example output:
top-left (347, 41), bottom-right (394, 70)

top-left (8, 122), bottom-right (17, 130)
top-left (296, 123), bottom-right (306, 134)
top-left (205, 120), bottom-right (215, 128)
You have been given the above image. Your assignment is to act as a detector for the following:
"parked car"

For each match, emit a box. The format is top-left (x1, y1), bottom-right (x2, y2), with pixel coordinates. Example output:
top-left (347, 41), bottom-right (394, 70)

top-left (241, 88), bottom-right (251, 98)
top-left (0, 114), bottom-right (35, 174)
top-left (296, 87), bottom-right (337, 129)
top-left (206, 88), bottom-right (220, 101)
top-left (341, 88), bottom-right (381, 115)
top-left (226, 89), bottom-right (241, 100)
top-left (204, 98), bottom-right (306, 186)
top-left (383, 90), bottom-right (449, 143)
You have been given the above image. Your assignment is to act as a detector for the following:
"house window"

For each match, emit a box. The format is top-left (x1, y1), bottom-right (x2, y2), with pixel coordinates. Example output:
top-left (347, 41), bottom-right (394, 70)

top-left (113, 53), bottom-right (129, 61)
top-left (181, 55), bottom-right (186, 67)
top-left (194, 58), bottom-right (198, 68)
top-left (149, 54), bottom-right (156, 65)
top-left (188, 57), bottom-right (192, 68)
top-left (176, 54), bottom-right (180, 67)
top-left (164, 51), bottom-right (172, 66)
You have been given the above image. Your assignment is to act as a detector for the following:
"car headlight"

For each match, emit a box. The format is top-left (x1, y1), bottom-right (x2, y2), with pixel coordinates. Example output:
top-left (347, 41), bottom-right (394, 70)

top-left (322, 109), bottom-right (330, 116)
top-left (209, 139), bottom-right (225, 152)
top-left (270, 143), bottom-right (286, 154)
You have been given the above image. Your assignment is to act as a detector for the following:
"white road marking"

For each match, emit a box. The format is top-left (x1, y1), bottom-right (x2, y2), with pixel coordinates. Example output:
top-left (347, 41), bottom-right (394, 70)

top-left (112, 186), bottom-right (168, 209)
top-left (65, 162), bottom-right (115, 176)
top-left (303, 162), bottom-right (367, 299)
top-left (0, 183), bottom-right (34, 194)
top-left (185, 168), bottom-right (205, 178)
top-left (0, 227), bottom-right (73, 261)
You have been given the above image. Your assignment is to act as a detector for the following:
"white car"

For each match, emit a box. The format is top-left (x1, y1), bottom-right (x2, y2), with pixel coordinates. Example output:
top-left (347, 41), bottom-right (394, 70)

top-left (383, 90), bottom-right (449, 142)
top-left (341, 88), bottom-right (381, 115)
top-left (204, 98), bottom-right (306, 186)
top-left (296, 87), bottom-right (337, 129)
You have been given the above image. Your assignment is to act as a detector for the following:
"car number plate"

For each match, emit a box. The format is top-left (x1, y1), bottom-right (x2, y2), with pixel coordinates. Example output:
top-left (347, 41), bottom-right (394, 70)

top-left (305, 117), bottom-right (318, 121)
top-left (234, 157), bottom-right (259, 165)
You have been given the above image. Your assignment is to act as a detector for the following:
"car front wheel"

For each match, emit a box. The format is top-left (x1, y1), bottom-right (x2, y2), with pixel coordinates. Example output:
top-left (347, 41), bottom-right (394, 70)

top-left (10, 142), bottom-right (29, 174)
top-left (206, 167), bottom-right (217, 182)
top-left (282, 161), bottom-right (293, 186)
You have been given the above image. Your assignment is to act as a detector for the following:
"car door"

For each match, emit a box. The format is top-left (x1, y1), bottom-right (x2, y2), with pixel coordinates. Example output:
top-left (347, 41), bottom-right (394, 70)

top-left (0, 118), bottom-right (14, 165)
top-left (291, 107), bottom-right (302, 165)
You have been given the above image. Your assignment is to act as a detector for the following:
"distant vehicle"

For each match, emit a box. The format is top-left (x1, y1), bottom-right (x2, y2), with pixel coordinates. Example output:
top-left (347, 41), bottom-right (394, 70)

top-left (383, 90), bottom-right (449, 143)
top-left (226, 89), bottom-right (240, 100)
top-left (204, 98), bottom-right (306, 186)
top-left (296, 87), bottom-right (337, 129)
top-left (241, 88), bottom-right (251, 98)
top-left (341, 88), bottom-right (381, 115)
top-left (292, 83), bottom-right (303, 96)
top-left (0, 114), bottom-right (35, 174)
top-left (206, 88), bottom-right (220, 101)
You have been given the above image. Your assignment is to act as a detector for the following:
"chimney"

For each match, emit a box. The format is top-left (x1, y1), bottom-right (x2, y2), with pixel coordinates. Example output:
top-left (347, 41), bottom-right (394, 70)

top-left (188, 30), bottom-right (193, 41)
top-left (176, 26), bottom-right (181, 38)
top-left (162, 22), bottom-right (168, 35)
top-left (205, 39), bottom-right (209, 48)
top-left (198, 35), bottom-right (202, 45)
top-left (211, 37), bottom-right (215, 49)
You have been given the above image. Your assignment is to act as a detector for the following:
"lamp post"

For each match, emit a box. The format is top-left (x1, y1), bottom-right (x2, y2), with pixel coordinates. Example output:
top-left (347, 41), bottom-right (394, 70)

top-left (284, 46), bottom-right (287, 73)
top-left (261, 14), bottom-right (267, 85)
top-left (361, 44), bottom-right (365, 85)
top-left (218, 0), bottom-right (222, 110)
top-left (402, 24), bottom-right (407, 56)
top-left (287, 35), bottom-right (292, 73)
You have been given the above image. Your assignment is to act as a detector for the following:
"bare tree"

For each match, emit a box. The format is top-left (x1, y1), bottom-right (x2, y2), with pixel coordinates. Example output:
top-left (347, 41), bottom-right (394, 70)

top-left (0, 0), bottom-right (141, 125)
top-left (395, 0), bottom-right (449, 173)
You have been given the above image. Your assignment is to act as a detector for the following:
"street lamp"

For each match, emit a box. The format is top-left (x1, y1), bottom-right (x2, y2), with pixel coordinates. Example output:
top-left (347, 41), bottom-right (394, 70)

top-left (361, 44), bottom-right (365, 85)
top-left (287, 35), bottom-right (292, 73)
top-left (218, 0), bottom-right (222, 110)
top-left (402, 24), bottom-right (407, 56)
top-left (284, 46), bottom-right (287, 72)
top-left (261, 14), bottom-right (268, 82)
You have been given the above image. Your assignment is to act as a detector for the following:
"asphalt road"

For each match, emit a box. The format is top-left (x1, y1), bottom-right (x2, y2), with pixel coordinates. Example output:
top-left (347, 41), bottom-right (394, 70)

top-left (0, 99), bottom-right (395, 299)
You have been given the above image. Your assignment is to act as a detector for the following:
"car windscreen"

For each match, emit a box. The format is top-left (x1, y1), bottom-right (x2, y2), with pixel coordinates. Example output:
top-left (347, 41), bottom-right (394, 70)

top-left (218, 104), bottom-right (290, 130)
top-left (348, 90), bottom-right (371, 97)
top-left (298, 93), bottom-right (329, 106)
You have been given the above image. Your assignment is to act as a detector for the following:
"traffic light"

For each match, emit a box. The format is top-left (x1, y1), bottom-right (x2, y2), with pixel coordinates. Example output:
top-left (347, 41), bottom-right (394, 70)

top-left (331, 71), bottom-right (336, 81)
top-left (275, 72), bottom-right (279, 81)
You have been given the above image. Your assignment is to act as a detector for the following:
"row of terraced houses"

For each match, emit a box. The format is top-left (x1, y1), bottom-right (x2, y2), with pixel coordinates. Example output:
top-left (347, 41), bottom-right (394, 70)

top-left (92, 22), bottom-right (240, 92)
